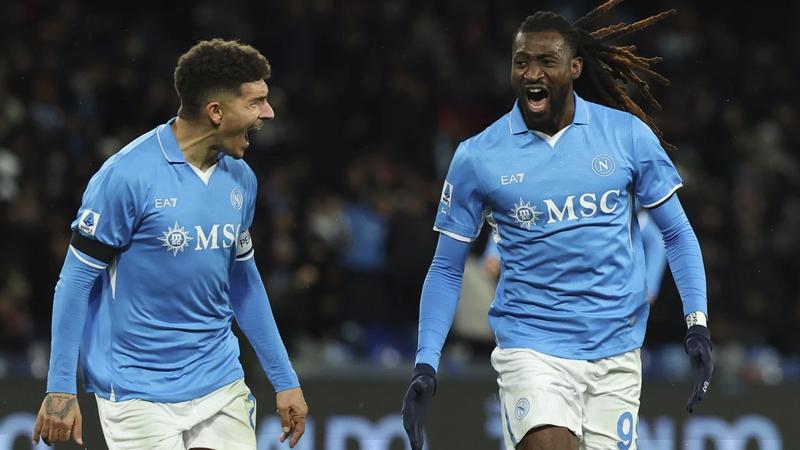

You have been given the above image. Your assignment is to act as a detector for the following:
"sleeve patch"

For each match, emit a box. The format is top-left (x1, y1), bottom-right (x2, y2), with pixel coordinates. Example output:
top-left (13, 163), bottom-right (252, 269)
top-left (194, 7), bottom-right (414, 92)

top-left (78, 210), bottom-right (101, 236)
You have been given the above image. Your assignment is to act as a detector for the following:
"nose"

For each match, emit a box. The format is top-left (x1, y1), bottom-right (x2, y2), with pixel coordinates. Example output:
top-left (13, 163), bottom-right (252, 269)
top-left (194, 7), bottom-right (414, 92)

top-left (260, 100), bottom-right (275, 120)
top-left (524, 63), bottom-right (543, 82)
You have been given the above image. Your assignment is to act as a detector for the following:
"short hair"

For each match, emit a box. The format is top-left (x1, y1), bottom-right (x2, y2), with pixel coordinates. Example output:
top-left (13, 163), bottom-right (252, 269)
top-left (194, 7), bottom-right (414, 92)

top-left (174, 39), bottom-right (271, 120)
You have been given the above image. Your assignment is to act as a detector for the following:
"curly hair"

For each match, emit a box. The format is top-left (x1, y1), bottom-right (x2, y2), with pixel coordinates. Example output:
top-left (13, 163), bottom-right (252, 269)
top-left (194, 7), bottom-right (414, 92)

top-left (174, 39), bottom-right (271, 120)
top-left (518, 1), bottom-right (677, 150)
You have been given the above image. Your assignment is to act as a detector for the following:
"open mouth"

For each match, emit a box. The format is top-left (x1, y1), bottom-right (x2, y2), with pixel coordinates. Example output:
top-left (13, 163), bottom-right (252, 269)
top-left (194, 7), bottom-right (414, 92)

top-left (244, 123), bottom-right (262, 148)
top-left (525, 85), bottom-right (549, 113)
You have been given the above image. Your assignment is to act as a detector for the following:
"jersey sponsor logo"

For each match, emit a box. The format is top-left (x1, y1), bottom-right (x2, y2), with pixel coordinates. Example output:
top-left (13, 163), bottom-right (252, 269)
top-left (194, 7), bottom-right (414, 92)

top-left (515, 398), bottom-right (530, 420)
top-left (501, 172), bottom-right (525, 185)
top-left (157, 222), bottom-right (243, 255)
top-left (591, 154), bottom-right (616, 177)
top-left (158, 222), bottom-right (194, 256)
top-left (509, 189), bottom-right (622, 230)
top-left (509, 198), bottom-right (543, 230)
top-left (231, 188), bottom-right (244, 210)
top-left (440, 181), bottom-right (453, 208)
top-left (78, 210), bottom-right (101, 236)
top-left (543, 189), bottom-right (621, 224)
top-left (194, 224), bottom-right (242, 250)
top-left (155, 197), bottom-right (177, 208)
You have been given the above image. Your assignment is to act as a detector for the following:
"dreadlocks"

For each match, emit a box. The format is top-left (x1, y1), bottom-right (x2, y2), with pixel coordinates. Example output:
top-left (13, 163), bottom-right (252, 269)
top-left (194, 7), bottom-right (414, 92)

top-left (519, 0), bottom-right (677, 151)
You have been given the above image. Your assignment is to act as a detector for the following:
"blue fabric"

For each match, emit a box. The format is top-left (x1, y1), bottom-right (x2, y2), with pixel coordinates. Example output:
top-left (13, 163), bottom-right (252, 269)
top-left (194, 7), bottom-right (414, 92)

top-left (647, 195), bottom-right (708, 315)
top-left (47, 247), bottom-right (105, 394)
top-left (229, 257), bottom-right (299, 391)
top-left (415, 234), bottom-right (470, 370)
top-left (66, 119), bottom-right (269, 402)
top-left (432, 93), bottom-right (682, 359)
top-left (638, 209), bottom-right (667, 299)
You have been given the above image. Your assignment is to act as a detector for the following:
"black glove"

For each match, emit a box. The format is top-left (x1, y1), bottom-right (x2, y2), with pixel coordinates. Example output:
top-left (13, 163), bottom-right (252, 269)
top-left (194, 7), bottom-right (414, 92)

top-left (401, 363), bottom-right (437, 450)
top-left (684, 324), bottom-right (713, 413)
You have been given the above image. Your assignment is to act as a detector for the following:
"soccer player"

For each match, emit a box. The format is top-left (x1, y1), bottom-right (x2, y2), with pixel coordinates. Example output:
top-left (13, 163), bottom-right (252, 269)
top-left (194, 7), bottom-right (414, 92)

top-left (32, 39), bottom-right (308, 449)
top-left (402, 3), bottom-right (712, 450)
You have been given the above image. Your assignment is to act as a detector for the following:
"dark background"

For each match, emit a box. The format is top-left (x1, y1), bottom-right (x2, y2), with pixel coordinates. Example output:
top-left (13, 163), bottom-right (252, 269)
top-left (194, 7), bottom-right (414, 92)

top-left (0, 1), bottom-right (798, 448)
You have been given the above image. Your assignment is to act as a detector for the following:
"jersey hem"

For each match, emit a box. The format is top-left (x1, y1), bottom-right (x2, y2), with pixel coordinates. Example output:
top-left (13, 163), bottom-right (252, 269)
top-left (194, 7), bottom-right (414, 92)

top-left (86, 369), bottom-right (244, 403)
top-left (495, 339), bottom-right (641, 361)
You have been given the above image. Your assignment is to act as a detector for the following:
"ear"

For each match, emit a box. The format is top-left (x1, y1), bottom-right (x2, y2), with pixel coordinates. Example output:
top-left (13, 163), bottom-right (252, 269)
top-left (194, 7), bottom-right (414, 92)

top-left (571, 56), bottom-right (583, 80)
top-left (205, 101), bottom-right (224, 126)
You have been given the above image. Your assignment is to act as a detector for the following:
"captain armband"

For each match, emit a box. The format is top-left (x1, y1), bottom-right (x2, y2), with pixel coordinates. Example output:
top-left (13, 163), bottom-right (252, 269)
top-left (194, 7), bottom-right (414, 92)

top-left (235, 229), bottom-right (254, 261)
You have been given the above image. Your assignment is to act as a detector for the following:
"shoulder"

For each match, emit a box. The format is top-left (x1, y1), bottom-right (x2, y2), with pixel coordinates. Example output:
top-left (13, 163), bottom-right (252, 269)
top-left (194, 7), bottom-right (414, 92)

top-left (581, 99), bottom-right (658, 145)
top-left (583, 99), bottom-right (638, 129)
top-left (90, 127), bottom-right (162, 187)
top-left (223, 156), bottom-right (258, 191)
top-left (460, 111), bottom-right (515, 158)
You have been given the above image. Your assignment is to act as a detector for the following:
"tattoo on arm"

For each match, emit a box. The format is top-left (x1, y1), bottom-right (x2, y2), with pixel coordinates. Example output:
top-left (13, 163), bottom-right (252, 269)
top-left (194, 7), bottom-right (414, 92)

top-left (44, 394), bottom-right (76, 420)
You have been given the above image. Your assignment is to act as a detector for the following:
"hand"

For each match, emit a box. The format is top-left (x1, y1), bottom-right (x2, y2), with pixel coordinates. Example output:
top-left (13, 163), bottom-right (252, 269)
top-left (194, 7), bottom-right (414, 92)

top-left (276, 387), bottom-right (308, 448)
top-left (684, 325), bottom-right (713, 413)
top-left (32, 392), bottom-right (83, 446)
top-left (402, 363), bottom-right (437, 450)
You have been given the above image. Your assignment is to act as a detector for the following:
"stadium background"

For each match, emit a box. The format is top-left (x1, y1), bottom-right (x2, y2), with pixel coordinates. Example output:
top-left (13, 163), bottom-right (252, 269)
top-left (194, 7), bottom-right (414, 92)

top-left (0, 0), bottom-right (797, 448)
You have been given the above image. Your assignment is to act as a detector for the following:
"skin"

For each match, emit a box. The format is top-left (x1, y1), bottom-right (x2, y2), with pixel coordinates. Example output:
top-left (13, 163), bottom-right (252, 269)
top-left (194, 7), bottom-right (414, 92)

top-left (511, 30), bottom-right (583, 136)
top-left (510, 30), bottom-right (583, 450)
top-left (174, 79), bottom-right (275, 169)
top-left (32, 80), bottom-right (308, 449)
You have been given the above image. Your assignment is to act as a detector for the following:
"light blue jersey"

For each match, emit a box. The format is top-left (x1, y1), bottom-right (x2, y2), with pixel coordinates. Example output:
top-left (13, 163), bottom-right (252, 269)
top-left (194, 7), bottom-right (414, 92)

top-left (74, 119), bottom-right (258, 402)
top-left (433, 93), bottom-right (682, 359)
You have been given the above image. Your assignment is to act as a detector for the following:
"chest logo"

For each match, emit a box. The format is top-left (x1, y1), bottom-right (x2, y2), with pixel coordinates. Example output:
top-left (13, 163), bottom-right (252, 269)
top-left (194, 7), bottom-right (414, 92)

top-left (591, 154), bottom-right (615, 177)
top-left (155, 197), bottom-right (177, 208)
top-left (501, 172), bottom-right (525, 185)
top-left (231, 189), bottom-right (244, 210)
top-left (158, 222), bottom-right (194, 256)
top-left (509, 198), bottom-right (543, 230)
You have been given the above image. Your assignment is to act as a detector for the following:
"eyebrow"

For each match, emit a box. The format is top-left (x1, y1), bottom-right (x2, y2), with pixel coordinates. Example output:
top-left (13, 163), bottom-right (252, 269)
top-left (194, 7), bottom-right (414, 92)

top-left (514, 50), bottom-right (560, 58)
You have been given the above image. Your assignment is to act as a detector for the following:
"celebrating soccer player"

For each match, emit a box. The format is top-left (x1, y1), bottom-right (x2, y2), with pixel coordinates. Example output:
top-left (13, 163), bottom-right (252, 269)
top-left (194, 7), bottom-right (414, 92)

top-left (402, 2), bottom-right (712, 450)
top-left (33, 39), bottom-right (308, 449)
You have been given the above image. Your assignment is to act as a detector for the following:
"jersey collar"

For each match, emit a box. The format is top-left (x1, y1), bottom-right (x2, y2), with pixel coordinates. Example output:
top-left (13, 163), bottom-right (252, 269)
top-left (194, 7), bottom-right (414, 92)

top-left (508, 92), bottom-right (591, 135)
top-left (156, 118), bottom-right (186, 164)
top-left (156, 118), bottom-right (226, 165)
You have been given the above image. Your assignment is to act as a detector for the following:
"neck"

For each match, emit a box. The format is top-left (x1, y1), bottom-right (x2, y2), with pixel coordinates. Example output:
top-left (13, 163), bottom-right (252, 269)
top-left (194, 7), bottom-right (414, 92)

top-left (172, 117), bottom-right (220, 170)
top-left (526, 91), bottom-right (576, 136)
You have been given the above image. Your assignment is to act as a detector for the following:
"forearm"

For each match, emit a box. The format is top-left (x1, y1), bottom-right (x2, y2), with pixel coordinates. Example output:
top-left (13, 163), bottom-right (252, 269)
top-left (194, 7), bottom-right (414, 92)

top-left (648, 195), bottom-right (707, 318)
top-left (230, 257), bottom-right (299, 392)
top-left (47, 246), bottom-right (105, 393)
top-left (415, 234), bottom-right (470, 371)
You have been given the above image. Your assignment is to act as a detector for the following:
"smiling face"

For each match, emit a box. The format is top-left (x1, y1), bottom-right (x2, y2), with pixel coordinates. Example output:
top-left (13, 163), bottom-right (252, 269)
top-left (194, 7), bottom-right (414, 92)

top-left (209, 80), bottom-right (274, 159)
top-left (511, 30), bottom-right (582, 134)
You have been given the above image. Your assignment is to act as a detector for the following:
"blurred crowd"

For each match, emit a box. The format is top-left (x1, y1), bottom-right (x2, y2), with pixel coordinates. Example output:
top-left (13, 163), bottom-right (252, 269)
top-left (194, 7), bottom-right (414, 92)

top-left (0, 0), bottom-right (798, 386)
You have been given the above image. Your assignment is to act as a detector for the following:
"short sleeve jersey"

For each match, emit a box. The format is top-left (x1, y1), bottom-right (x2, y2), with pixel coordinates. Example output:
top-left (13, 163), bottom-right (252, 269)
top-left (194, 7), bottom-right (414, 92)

top-left (434, 94), bottom-right (682, 359)
top-left (74, 119), bottom-right (257, 402)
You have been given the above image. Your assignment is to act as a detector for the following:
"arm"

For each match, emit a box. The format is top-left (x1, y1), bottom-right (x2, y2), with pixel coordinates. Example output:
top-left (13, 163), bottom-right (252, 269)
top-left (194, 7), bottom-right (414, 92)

top-left (403, 233), bottom-right (471, 450)
top-left (229, 253), bottom-right (306, 446)
top-left (34, 234), bottom-right (113, 445)
top-left (647, 194), bottom-right (712, 413)
top-left (415, 233), bottom-right (472, 371)
top-left (229, 255), bottom-right (299, 391)
top-left (647, 195), bottom-right (707, 317)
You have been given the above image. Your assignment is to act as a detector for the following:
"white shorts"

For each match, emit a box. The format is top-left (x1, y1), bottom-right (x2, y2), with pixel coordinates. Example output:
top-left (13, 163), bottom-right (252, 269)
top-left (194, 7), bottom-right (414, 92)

top-left (95, 378), bottom-right (257, 450)
top-left (491, 347), bottom-right (641, 450)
